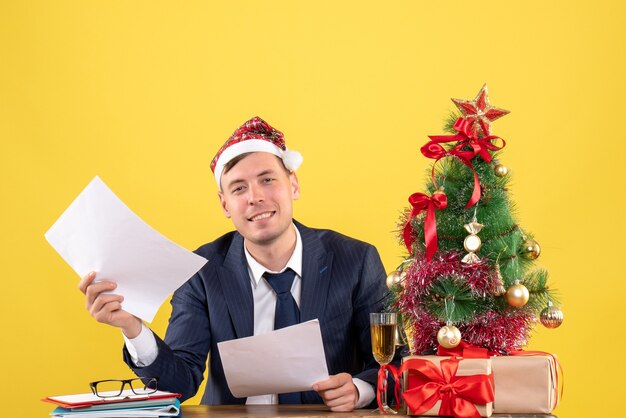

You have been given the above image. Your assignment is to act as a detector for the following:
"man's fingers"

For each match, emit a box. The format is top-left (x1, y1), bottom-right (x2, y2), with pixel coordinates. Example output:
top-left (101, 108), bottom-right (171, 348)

top-left (318, 386), bottom-right (343, 401)
top-left (323, 388), bottom-right (357, 411)
top-left (320, 386), bottom-right (354, 404)
top-left (322, 392), bottom-right (345, 405)
top-left (78, 271), bottom-right (97, 294)
top-left (89, 294), bottom-right (124, 318)
top-left (77, 272), bottom-right (139, 332)
top-left (94, 301), bottom-right (123, 321)
top-left (313, 373), bottom-right (357, 411)
top-left (313, 374), bottom-right (343, 391)
top-left (85, 280), bottom-right (117, 307)
top-left (92, 300), bottom-right (125, 324)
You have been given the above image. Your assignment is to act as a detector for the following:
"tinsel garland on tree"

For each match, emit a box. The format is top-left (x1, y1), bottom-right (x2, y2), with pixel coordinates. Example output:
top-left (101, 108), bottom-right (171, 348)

top-left (388, 85), bottom-right (562, 354)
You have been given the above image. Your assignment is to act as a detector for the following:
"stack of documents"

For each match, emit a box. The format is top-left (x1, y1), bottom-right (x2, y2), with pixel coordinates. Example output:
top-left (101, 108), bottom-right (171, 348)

top-left (43, 390), bottom-right (181, 418)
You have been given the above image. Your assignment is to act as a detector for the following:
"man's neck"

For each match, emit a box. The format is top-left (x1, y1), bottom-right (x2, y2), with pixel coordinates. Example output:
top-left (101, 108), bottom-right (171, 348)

top-left (244, 225), bottom-right (297, 272)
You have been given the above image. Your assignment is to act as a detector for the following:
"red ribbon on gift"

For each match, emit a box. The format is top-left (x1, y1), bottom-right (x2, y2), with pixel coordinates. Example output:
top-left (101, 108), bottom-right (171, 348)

top-left (400, 357), bottom-right (494, 418)
top-left (437, 341), bottom-right (494, 359)
top-left (403, 191), bottom-right (448, 259)
top-left (421, 118), bottom-right (506, 209)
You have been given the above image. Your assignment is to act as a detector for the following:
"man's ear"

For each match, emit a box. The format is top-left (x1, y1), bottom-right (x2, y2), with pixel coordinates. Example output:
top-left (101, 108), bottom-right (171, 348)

top-left (290, 172), bottom-right (300, 200)
top-left (218, 191), bottom-right (231, 218)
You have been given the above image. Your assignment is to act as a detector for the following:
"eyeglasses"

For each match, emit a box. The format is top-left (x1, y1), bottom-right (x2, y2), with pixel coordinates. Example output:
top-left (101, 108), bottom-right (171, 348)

top-left (89, 377), bottom-right (158, 398)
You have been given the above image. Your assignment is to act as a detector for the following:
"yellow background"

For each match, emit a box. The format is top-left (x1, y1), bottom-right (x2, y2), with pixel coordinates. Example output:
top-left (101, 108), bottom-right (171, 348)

top-left (1, 1), bottom-right (624, 416)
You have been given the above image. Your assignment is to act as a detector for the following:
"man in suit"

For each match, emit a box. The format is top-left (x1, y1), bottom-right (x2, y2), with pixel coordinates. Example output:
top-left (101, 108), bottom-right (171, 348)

top-left (79, 117), bottom-right (388, 411)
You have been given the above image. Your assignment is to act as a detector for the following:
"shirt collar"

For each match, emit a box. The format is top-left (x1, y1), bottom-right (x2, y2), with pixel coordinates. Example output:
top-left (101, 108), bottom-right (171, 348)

top-left (244, 223), bottom-right (303, 287)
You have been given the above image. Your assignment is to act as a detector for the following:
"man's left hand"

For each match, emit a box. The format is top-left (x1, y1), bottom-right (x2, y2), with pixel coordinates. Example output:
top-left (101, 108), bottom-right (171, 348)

top-left (312, 373), bottom-right (359, 412)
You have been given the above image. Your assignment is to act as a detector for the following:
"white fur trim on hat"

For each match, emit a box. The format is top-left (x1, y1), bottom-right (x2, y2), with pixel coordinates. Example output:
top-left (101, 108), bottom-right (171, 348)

top-left (213, 140), bottom-right (303, 188)
top-left (214, 139), bottom-right (282, 187)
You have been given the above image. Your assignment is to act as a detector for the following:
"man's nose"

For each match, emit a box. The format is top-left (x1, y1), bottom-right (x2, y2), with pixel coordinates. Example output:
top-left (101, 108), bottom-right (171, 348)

top-left (248, 184), bottom-right (265, 204)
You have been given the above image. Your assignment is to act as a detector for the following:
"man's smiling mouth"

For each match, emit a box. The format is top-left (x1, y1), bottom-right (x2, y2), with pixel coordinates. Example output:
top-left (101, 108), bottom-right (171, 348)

top-left (248, 211), bottom-right (275, 222)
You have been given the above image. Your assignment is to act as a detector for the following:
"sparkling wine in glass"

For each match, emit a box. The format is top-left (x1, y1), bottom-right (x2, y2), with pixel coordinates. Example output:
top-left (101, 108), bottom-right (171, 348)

top-left (370, 312), bottom-right (397, 414)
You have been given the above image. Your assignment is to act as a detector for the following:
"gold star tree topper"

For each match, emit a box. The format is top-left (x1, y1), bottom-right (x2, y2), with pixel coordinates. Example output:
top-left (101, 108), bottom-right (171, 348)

top-left (452, 84), bottom-right (510, 136)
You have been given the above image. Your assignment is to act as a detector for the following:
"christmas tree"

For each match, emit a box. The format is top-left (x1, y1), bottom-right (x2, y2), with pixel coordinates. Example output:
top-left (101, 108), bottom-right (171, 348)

top-left (390, 85), bottom-right (563, 354)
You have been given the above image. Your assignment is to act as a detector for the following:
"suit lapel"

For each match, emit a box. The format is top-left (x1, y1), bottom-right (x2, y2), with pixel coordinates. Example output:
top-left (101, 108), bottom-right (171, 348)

top-left (218, 232), bottom-right (255, 339)
top-left (296, 221), bottom-right (333, 322)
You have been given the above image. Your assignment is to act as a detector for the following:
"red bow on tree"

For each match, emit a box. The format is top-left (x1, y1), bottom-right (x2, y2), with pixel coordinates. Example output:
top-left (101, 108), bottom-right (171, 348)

top-left (403, 191), bottom-right (448, 260)
top-left (420, 118), bottom-right (506, 208)
top-left (427, 118), bottom-right (506, 163)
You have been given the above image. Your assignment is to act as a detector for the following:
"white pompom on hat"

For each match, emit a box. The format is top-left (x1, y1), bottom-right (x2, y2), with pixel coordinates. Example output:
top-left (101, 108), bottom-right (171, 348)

top-left (210, 116), bottom-right (303, 188)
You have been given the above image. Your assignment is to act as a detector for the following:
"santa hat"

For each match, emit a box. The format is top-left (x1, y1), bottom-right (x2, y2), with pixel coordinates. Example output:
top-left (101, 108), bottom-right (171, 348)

top-left (211, 116), bottom-right (303, 188)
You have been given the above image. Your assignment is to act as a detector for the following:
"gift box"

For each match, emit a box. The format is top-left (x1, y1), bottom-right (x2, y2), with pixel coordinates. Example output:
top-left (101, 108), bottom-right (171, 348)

top-left (491, 353), bottom-right (560, 414)
top-left (401, 355), bottom-right (494, 417)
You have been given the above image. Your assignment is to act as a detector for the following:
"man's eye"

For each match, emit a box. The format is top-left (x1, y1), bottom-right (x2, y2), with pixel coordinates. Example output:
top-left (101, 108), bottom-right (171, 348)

top-left (263, 178), bottom-right (275, 184)
top-left (232, 185), bottom-right (245, 193)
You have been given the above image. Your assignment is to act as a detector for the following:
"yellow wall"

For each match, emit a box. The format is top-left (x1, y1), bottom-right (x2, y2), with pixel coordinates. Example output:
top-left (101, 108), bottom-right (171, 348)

top-left (1, 1), bottom-right (624, 416)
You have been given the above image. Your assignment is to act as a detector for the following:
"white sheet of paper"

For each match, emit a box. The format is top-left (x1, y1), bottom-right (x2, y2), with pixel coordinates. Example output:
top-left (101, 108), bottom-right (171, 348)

top-left (218, 320), bottom-right (330, 398)
top-left (45, 176), bottom-right (208, 322)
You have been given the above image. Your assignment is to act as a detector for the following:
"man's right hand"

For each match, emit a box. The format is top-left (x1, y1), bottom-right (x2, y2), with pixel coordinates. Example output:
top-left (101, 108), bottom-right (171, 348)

top-left (78, 272), bottom-right (142, 339)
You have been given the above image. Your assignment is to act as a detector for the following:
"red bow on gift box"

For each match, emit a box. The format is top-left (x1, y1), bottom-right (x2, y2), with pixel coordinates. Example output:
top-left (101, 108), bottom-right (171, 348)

top-left (401, 357), bottom-right (494, 418)
top-left (377, 357), bottom-right (494, 418)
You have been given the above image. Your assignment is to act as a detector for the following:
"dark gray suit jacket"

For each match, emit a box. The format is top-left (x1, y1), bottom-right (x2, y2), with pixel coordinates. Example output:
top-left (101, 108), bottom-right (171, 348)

top-left (123, 220), bottom-right (387, 404)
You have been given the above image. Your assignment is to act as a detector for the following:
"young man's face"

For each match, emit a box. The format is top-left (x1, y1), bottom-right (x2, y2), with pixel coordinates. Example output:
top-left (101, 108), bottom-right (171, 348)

top-left (218, 152), bottom-right (300, 247)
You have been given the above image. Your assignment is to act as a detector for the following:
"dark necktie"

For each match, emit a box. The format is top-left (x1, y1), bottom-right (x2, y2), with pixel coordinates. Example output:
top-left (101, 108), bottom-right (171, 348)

top-left (263, 268), bottom-right (302, 404)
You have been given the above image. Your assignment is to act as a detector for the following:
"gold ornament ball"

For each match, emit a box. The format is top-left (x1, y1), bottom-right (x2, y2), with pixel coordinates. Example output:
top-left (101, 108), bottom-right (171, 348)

top-left (494, 163), bottom-right (508, 177)
top-left (540, 305), bottom-right (564, 328)
top-left (506, 282), bottom-right (530, 307)
top-left (522, 239), bottom-right (541, 260)
top-left (437, 325), bottom-right (462, 349)
top-left (386, 270), bottom-right (405, 289)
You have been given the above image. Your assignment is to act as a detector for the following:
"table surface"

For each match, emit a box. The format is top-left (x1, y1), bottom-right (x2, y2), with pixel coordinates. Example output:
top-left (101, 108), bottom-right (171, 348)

top-left (180, 405), bottom-right (557, 417)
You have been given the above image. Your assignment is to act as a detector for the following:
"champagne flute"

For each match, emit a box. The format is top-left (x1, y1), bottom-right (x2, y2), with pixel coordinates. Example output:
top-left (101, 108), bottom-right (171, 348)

top-left (370, 312), bottom-right (397, 414)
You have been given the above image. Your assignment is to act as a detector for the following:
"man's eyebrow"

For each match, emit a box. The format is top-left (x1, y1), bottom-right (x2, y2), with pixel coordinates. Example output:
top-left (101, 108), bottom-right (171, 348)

top-left (225, 177), bottom-right (245, 189)
top-left (225, 169), bottom-right (278, 189)
top-left (256, 169), bottom-right (277, 177)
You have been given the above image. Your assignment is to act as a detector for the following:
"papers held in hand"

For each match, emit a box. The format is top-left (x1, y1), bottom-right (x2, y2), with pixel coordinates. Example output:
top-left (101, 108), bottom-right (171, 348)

top-left (218, 319), bottom-right (329, 398)
top-left (44, 176), bottom-right (208, 322)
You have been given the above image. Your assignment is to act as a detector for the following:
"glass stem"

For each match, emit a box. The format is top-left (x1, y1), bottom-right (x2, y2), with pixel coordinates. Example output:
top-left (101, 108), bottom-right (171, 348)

top-left (381, 368), bottom-right (388, 410)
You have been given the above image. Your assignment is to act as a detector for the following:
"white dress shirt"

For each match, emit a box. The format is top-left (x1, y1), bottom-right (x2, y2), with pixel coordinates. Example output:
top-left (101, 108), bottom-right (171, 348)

top-left (124, 224), bottom-right (374, 408)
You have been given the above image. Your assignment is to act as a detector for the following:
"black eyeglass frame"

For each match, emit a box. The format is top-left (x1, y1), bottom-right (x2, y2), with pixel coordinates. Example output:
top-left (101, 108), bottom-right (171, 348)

top-left (89, 377), bottom-right (159, 398)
